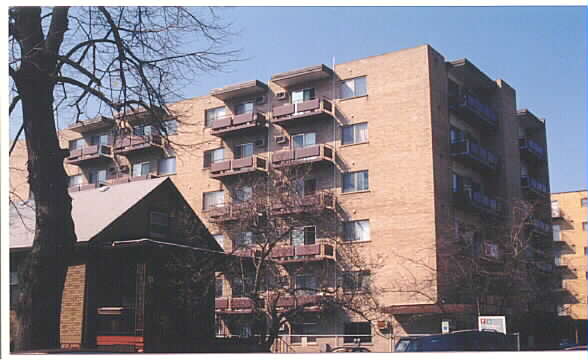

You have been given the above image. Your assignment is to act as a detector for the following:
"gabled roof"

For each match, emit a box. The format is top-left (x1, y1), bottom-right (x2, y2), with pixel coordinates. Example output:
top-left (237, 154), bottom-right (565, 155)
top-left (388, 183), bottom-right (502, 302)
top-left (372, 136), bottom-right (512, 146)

top-left (10, 177), bottom-right (170, 249)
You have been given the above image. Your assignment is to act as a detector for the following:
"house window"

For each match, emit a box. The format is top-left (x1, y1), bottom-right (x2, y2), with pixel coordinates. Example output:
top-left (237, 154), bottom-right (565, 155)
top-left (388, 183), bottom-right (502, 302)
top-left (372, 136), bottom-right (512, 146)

top-left (292, 133), bottom-right (316, 148)
top-left (295, 273), bottom-right (318, 295)
top-left (234, 143), bottom-right (254, 159)
top-left (342, 170), bottom-right (369, 193)
top-left (132, 161), bottom-right (151, 177)
top-left (582, 198), bottom-right (587, 208)
top-left (69, 174), bottom-right (83, 187)
top-left (158, 157), bottom-right (176, 175)
top-left (343, 220), bottom-right (370, 242)
top-left (236, 232), bottom-right (254, 247)
top-left (552, 224), bottom-right (561, 242)
top-left (203, 190), bottom-right (224, 210)
top-left (215, 278), bottom-right (224, 297)
top-left (91, 134), bottom-right (110, 145)
top-left (203, 148), bottom-right (225, 168)
top-left (234, 101), bottom-right (254, 115)
top-left (291, 88), bottom-right (315, 104)
top-left (343, 322), bottom-right (372, 344)
top-left (341, 271), bottom-right (370, 293)
top-left (340, 76), bottom-right (367, 99)
top-left (291, 226), bottom-right (316, 246)
top-left (342, 123), bottom-right (368, 145)
top-left (235, 186), bottom-right (252, 203)
top-left (133, 124), bottom-right (153, 136)
top-left (150, 211), bottom-right (169, 238)
top-left (69, 138), bottom-right (85, 150)
top-left (213, 234), bottom-right (225, 249)
top-left (205, 106), bottom-right (227, 127)
top-left (88, 169), bottom-right (107, 184)
top-left (162, 119), bottom-right (178, 135)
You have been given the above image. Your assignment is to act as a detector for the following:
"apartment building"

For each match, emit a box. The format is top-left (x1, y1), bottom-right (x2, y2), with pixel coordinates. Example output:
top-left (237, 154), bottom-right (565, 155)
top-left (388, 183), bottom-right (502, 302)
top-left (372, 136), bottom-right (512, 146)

top-left (551, 190), bottom-right (588, 345)
top-left (10, 44), bottom-right (554, 352)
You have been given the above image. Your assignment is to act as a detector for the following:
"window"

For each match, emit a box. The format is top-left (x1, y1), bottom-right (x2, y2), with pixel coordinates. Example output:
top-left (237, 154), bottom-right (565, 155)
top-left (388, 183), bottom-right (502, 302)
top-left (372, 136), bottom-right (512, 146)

top-left (132, 161), bottom-right (151, 177)
top-left (10, 271), bottom-right (18, 306)
top-left (582, 198), bottom-right (587, 208)
top-left (205, 106), bottom-right (227, 127)
top-left (341, 271), bottom-right (370, 293)
top-left (291, 226), bottom-right (316, 246)
top-left (213, 234), bottom-right (225, 249)
top-left (232, 276), bottom-right (254, 297)
top-left (295, 273), bottom-right (318, 295)
top-left (292, 133), bottom-right (316, 148)
top-left (340, 76), bottom-right (367, 99)
top-left (158, 157), bottom-right (176, 175)
top-left (343, 322), bottom-right (372, 344)
top-left (162, 119), bottom-right (178, 135)
top-left (291, 317), bottom-right (319, 344)
top-left (89, 169), bottom-right (107, 184)
top-left (234, 143), bottom-right (254, 159)
top-left (203, 191), bottom-right (224, 210)
top-left (203, 148), bottom-right (225, 168)
top-left (236, 232), bottom-right (254, 247)
top-left (449, 126), bottom-right (466, 143)
top-left (291, 88), bottom-right (315, 104)
top-left (342, 123), bottom-right (368, 145)
top-left (296, 178), bottom-right (317, 196)
top-left (69, 174), bottom-right (83, 187)
top-left (150, 211), bottom-right (169, 238)
top-left (69, 138), bottom-right (85, 150)
top-left (584, 247), bottom-right (587, 256)
top-left (91, 134), bottom-right (110, 145)
top-left (133, 124), bottom-right (153, 136)
top-left (234, 101), bottom-right (254, 115)
top-left (344, 220), bottom-right (370, 242)
top-left (342, 170), bottom-right (369, 193)
top-left (235, 186), bottom-right (252, 203)
top-left (215, 278), bottom-right (223, 297)
top-left (583, 222), bottom-right (587, 232)
top-left (552, 224), bottom-right (561, 242)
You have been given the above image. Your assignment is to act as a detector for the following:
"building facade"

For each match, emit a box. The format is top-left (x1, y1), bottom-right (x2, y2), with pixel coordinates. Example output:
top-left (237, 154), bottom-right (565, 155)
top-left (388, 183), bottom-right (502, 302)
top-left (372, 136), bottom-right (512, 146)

top-left (10, 44), bottom-right (555, 352)
top-left (551, 190), bottom-right (588, 345)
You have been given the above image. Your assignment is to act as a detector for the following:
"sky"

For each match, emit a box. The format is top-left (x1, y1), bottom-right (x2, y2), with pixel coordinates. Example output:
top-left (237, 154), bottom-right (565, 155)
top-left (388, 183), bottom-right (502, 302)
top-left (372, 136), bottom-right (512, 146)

top-left (8, 6), bottom-right (587, 193)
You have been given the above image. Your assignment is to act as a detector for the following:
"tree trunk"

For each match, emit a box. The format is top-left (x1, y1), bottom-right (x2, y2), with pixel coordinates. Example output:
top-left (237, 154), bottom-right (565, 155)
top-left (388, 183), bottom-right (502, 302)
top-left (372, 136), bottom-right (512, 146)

top-left (12, 7), bottom-right (75, 351)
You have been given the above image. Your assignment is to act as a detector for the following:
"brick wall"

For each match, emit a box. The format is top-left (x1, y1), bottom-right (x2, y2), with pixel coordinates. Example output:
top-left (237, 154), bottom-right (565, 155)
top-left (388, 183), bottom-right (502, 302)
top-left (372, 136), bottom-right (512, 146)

top-left (60, 264), bottom-right (87, 349)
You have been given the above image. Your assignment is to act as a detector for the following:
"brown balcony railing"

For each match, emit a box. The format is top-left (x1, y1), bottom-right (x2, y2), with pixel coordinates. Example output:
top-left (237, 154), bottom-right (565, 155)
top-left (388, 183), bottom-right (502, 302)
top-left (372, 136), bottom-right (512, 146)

top-left (106, 172), bottom-right (160, 186)
top-left (209, 155), bottom-right (268, 179)
top-left (449, 92), bottom-right (498, 130)
top-left (271, 98), bottom-right (334, 125)
top-left (215, 297), bottom-right (255, 314)
top-left (271, 144), bottom-right (334, 167)
top-left (271, 241), bottom-right (336, 263)
top-left (66, 144), bottom-right (112, 165)
top-left (204, 201), bottom-right (257, 223)
top-left (270, 191), bottom-right (336, 215)
top-left (113, 134), bottom-right (164, 155)
top-left (210, 112), bottom-right (267, 137)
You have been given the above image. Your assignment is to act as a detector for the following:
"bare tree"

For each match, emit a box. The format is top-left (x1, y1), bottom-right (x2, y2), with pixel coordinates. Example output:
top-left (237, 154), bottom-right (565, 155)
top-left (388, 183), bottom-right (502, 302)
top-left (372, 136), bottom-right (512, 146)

top-left (9, 6), bottom-right (237, 351)
top-left (207, 164), bottom-right (380, 352)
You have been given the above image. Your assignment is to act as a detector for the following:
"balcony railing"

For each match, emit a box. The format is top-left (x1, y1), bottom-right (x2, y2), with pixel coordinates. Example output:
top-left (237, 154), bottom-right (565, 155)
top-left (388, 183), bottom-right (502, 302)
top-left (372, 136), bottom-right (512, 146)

top-left (215, 297), bottom-right (255, 314)
top-left (450, 139), bottom-right (499, 173)
top-left (210, 112), bottom-right (267, 137)
top-left (271, 144), bottom-right (335, 168)
top-left (270, 191), bottom-right (336, 215)
top-left (528, 218), bottom-right (551, 236)
top-left (209, 155), bottom-right (268, 179)
top-left (271, 98), bottom-right (334, 125)
top-left (453, 190), bottom-right (502, 217)
top-left (521, 176), bottom-right (548, 197)
top-left (204, 201), bottom-right (258, 224)
top-left (449, 92), bottom-right (498, 130)
top-left (106, 172), bottom-right (160, 186)
top-left (519, 137), bottom-right (546, 163)
top-left (113, 134), bottom-right (164, 155)
top-left (270, 241), bottom-right (336, 263)
top-left (66, 144), bottom-right (112, 165)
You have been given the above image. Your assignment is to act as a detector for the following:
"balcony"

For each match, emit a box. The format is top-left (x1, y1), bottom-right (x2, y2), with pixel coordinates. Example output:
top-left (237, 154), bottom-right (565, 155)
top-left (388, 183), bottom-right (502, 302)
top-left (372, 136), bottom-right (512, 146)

top-left (270, 191), bottom-right (336, 216)
top-left (450, 139), bottom-right (499, 173)
top-left (209, 155), bottom-right (268, 179)
top-left (106, 173), bottom-right (160, 186)
top-left (210, 112), bottom-right (267, 137)
top-left (270, 241), bottom-right (336, 263)
top-left (113, 134), bottom-right (164, 155)
top-left (215, 297), bottom-right (255, 314)
top-left (271, 144), bottom-right (335, 168)
top-left (519, 137), bottom-right (546, 163)
top-left (271, 294), bottom-right (328, 312)
top-left (66, 144), bottom-right (112, 165)
top-left (449, 92), bottom-right (498, 130)
top-left (204, 202), bottom-right (256, 224)
top-left (521, 176), bottom-right (548, 197)
top-left (528, 218), bottom-right (551, 236)
top-left (67, 116), bottom-right (114, 133)
top-left (271, 98), bottom-right (334, 126)
top-left (452, 190), bottom-right (502, 217)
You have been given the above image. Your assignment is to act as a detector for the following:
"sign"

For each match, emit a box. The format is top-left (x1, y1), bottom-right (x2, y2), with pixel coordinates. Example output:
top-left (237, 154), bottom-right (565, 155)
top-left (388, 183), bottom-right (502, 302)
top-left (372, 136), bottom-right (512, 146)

top-left (478, 315), bottom-right (506, 334)
top-left (441, 320), bottom-right (450, 334)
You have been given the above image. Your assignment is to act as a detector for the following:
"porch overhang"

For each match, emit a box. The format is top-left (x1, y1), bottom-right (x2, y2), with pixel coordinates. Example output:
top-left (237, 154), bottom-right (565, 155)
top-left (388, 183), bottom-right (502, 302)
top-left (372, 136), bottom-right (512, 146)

top-left (210, 80), bottom-right (268, 101)
top-left (271, 64), bottom-right (333, 88)
top-left (447, 58), bottom-right (496, 90)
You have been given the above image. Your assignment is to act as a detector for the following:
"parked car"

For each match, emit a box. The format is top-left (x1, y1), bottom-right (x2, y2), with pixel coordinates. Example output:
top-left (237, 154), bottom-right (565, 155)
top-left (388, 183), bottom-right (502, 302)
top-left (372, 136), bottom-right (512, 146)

top-left (395, 329), bottom-right (517, 352)
top-left (329, 346), bottom-right (371, 352)
top-left (563, 345), bottom-right (587, 351)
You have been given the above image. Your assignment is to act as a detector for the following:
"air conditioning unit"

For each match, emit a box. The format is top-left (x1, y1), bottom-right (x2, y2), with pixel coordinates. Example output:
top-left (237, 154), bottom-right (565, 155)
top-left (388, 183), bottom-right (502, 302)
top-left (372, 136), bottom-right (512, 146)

top-left (276, 91), bottom-right (287, 100)
top-left (255, 95), bottom-right (266, 105)
top-left (255, 138), bottom-right (266, 147)
top-left (275, 135), bottom-right (288, 144)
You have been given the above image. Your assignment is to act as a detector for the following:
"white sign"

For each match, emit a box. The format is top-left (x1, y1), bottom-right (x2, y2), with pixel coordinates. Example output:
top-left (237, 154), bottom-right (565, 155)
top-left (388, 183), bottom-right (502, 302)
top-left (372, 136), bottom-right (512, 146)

top-left (441, 320), bottom-right (450, 334)
top-left (478, 315), bottom-right (506, 334)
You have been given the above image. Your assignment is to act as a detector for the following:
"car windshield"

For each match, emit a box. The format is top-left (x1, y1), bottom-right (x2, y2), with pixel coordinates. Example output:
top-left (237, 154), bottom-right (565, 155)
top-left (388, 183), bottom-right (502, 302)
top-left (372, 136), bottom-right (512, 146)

top-left (395, 339), bottom-right (413, 352)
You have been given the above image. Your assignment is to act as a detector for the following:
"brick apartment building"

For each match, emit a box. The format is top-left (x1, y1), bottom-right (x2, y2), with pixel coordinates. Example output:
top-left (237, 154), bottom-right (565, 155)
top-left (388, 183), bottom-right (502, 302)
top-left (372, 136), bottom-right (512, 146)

top-left (551, 190), bottom-right (588, 345)
top-left (10, 44), bottom-right (555, 352)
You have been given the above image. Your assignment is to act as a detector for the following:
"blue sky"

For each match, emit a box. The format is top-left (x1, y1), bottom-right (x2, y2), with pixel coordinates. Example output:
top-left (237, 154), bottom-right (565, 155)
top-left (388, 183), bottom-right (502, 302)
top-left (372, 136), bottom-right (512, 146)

top-left (193, 6), bottom-right (585, 193)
